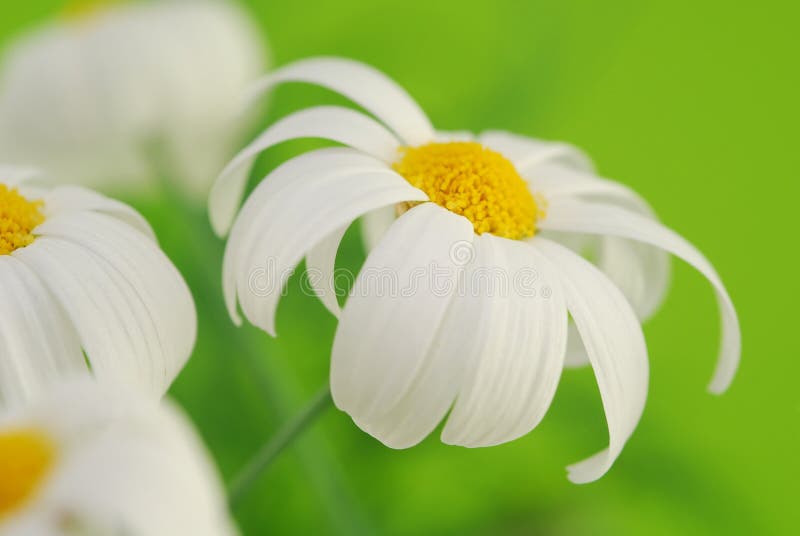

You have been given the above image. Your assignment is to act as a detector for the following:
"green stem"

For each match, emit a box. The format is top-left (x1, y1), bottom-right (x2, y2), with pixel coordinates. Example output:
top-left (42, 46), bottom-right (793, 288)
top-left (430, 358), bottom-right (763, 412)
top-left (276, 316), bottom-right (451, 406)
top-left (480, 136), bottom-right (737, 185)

top-left (228, 385), bottom-right (334, 507)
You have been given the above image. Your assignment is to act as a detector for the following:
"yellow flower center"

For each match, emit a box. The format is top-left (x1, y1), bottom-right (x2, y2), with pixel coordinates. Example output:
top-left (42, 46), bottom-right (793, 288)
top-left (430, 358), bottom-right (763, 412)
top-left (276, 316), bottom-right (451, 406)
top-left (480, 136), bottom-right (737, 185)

top-left (392, 142), bottom-right (540, 240)
top-left (0, 184), bottom-right (45, 255)
top-left (0, 428), bottom-right (57, 519)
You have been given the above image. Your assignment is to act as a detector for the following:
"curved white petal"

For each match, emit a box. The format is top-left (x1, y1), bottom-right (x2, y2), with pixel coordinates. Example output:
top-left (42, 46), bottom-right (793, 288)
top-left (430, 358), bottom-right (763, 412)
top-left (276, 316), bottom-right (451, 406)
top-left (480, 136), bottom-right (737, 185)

top-left (479, 130), bottom-right (594, 172)
top-left (245, 57), bottom-right (434, 146)
top-left (533, 237), bottom-right (648, 483)
top-left (14, 212), bottom-right (196, 396)
top-left (540, 199), bottom-right (740, 393)
top-left (1, 379), bottom-right (236, 536)
top-left (0, 257), bottom-right (83, 408)
top-left (441, 235), bottom-right (567, 447)
top-left (43, 184), bottom-right (156, 240)
top-left (331, 203), bottom-right (474, 446)
top-left (532, 164), bottom-right (671, 321)
top-left (360, 205), bottom-right (396, 254)
top-left (210, 105), bottom-right (402, 236)
top-left (564, 323), bottom-right (590, 368)
top-left (226, 149), bottom-right (428, 335)
top-left (305, 224), bottom-right (348, 318)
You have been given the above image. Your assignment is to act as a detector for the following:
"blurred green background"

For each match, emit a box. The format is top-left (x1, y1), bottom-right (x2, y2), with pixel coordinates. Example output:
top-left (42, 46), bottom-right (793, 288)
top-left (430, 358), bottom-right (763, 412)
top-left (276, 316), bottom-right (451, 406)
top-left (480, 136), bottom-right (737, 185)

top-left (2, 1), bottom-right (798, 534)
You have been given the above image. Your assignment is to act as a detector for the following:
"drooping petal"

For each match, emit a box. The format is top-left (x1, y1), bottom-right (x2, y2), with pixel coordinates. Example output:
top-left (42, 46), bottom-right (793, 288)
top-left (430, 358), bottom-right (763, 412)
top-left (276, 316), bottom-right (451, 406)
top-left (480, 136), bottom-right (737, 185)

top-left (245, 57), bottom-right (435, 145)
top-left (0, 256), bottom-right (83, 407)
top-left (226, 148), bottom-right (428, 335)
top-left (531, 163), bottom-right (671, 321)
top-left (441, 235), bottom-right (567, 447)
top-left (540, 199), bottom-right (740, 393)
top-left (209, 105), bottom-right (402, 236)
top-left (305, 224), bottom-right (348, 318)
top-left (14, 211), bottom-right (196, 396)
top-left (331, 203), bottom-right (474, 447)
top-left (43, 184), bottom-right (155, 240)
top-left (479, 130), bottom-right (594, 172)
top-left (533, 237), bottom-right (648, 483)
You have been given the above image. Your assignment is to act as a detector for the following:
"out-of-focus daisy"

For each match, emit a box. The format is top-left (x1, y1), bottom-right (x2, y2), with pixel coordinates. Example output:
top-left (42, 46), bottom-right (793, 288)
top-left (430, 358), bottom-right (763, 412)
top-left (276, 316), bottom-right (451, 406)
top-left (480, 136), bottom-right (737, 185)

top-left (0, 378), bottom-right (236, 536)
top-left (0, 167), bottom-right (195, 407)
top-left (0, 0), bottom-right (266, 199)
top-left (210, 57), bottom-right (740, 482)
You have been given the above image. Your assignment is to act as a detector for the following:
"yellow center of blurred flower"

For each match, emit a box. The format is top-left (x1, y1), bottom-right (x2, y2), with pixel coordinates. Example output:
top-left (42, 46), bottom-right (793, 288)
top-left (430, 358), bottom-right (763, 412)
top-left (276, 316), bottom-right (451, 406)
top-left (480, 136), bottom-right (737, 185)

top-left (0, 428), bottom-right (57, 519)
top-left (61, 0), bottom-right (116, 21)
top-left (393, 142), bottom-right (540, 239)
top-left (0, 184), bottom-right (45, 255)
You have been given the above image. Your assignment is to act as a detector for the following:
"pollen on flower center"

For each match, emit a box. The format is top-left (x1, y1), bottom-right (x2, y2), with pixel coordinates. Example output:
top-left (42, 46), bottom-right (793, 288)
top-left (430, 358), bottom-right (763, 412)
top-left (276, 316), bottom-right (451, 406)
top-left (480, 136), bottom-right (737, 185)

top-left (392, 142), bottom-right (540, 240)
top-left (0, 428), bottom-right (57, 519)
top-left (0, 184), bottom-right (45, 255)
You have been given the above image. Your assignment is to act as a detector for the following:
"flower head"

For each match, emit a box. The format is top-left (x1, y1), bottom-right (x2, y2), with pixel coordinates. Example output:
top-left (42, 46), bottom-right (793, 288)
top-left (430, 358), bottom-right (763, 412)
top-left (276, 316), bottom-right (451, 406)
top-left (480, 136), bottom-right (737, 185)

top-left (0, 0), bottom-right (266, 199)
top-left (0, 379), bottom-right (236, 535)
top-left (211, 57), bottom-right (740, 483)
top-left (0, 167), bottom-right (195, 407)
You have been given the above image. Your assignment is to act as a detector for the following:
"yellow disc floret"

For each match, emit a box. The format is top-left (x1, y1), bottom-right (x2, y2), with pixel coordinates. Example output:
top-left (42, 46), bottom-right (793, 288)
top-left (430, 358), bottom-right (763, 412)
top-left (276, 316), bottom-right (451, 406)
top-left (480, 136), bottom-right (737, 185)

top-left (393, 142), bottom-right (540, 239)
top-left (0, 428), bottom-right (57, 519)
top-left (0, 184), bottom-right (45, 255)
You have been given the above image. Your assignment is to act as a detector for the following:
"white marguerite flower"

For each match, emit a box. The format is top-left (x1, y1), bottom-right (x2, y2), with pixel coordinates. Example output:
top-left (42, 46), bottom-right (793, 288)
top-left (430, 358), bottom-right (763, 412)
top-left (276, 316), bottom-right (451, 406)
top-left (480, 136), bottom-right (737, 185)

top-left (0, 378), bottom-right (236, 536)
top-left (209, 57), bottom-right (740, 483)
top-left (0, 0), bottom-right (266, 199)
top-left (0, 167), bottom-right (195, 407)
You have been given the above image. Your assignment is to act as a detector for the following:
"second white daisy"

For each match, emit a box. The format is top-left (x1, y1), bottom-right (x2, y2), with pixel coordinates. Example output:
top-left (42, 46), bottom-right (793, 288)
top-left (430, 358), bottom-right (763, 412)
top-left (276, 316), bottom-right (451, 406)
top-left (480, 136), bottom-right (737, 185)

top-left (211, 57), bottom-right (740, 483)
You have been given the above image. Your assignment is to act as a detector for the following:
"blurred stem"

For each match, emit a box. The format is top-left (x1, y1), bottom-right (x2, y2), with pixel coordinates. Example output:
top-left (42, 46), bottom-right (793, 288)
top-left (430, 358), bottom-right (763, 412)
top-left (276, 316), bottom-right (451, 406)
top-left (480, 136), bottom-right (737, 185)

top-left (228, 385), bottom-right (333, 508)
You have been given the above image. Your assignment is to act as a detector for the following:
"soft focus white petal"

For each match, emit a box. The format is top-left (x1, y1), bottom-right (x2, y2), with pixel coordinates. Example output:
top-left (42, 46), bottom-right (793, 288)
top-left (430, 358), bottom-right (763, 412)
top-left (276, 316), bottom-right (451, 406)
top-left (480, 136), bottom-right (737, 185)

top-left (245, 57), bottom-right (434, 146)
top-left (0, 0), bottom-right (265, 198)
top-left (14, 212), bottom-right (196, 396)
top-left (479, 130), bottom-right (594, 172)
top-left (0, 379), bottom-right (236, 536)
top-left (0, 257), bottom-right (83, 408)
top-left (227, 149), bottom-right (428, 335)
top-left (210, 105), bottom-right (401, 236)
top-left (0, 165), bottom-right (39, 185)
top-left (331, 204), bottom-right (474, 447)
top-left (43, 184), bottom-right (155, 240)
top-left (541, 199), bottom-right (740, 393)
top-left (441, 235), bottom-right (567, 447)
top-left (305, 224), bottom-right (348, 318)
top-left (533, 237), bottom-right (648, 483)
top-left (564, 323), bottom-right (590, 368)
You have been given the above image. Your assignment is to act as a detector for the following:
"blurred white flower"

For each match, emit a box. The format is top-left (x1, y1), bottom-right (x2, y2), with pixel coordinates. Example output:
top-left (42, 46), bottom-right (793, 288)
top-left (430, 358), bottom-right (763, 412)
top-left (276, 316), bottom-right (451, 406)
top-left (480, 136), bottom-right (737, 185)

top-left (210, 57), bottom-right (740, 483)
top-left (0, 167), bottom-right (195, 407)
top-left (0, 0), bottom-right (266, 199)
top-left (0, 378), bottom-right (237, 536)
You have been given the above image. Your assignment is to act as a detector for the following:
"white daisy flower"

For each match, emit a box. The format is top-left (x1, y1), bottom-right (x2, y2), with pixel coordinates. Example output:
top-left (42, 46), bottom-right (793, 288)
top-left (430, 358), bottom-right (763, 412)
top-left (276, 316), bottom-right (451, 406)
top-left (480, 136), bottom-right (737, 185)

top-left (0, 0), bottom-right (266, 199)
top-left (0, 378), bottom-right (237, 536)
top-left (210, 57), bottom-right (740, 483)
top-left (0, 167), bottom-right (195, 407)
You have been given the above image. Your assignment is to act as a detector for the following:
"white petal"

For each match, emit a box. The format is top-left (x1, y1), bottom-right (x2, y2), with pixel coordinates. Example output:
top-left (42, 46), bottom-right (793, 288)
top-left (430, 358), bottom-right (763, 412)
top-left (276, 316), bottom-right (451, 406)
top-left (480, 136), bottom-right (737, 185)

top-left (360, 205), bottom-right (395, 253)
top-left (331, 203), bottom-right (474, 446)
top-left (533, 237), bottom-right (648, 483)
top-left (305, 224), bottom-right (348, 318)
top-left (245, 57), bottom-right (434, 146)
top-left (479, 130), bottom-right (594, 172)
top-left (209, 105), bottom-right (402, 236)
top-left (564, 323), bottom-right (590, 368)
top-left (532, 164), bottom-right (671, 321)
top-left (14, 212), bottom-right (196, 396)
top-left (441, 235), bottom-right (567, 447)
top-left (0, 256), bottom-right (83, 408)
top-left (43, 184), bottom-right (156, 240)
top-left (227, 149), bottom-right (428, 335)
top-left (3, 379), bottom-right (236, 536)
top-left (0, 165), bottom-right (40, 185)
top-left (540, 199), bottom-right (740, 393)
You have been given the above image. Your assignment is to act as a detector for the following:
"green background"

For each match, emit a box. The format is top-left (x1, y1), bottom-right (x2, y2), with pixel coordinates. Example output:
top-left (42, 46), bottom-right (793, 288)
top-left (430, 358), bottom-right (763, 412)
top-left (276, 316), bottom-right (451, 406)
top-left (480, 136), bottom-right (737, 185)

top-left (2, 1), bottom-right (798, 534)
